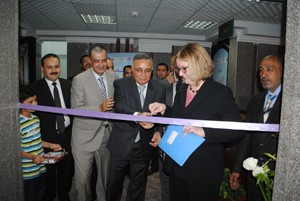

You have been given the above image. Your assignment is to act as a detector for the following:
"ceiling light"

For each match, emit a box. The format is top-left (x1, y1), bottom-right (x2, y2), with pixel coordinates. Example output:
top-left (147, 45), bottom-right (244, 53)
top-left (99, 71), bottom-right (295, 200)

top-left (182, 20), bottom-right (217, 30)
top-left (81, 14), bottom-right (116, 24)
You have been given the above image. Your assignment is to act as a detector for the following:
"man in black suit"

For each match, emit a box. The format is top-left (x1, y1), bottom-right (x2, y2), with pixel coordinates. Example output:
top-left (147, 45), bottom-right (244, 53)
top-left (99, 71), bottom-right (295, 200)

top-left (30, 53), bottom-right (74, 201)
top-left (106, 53), bottom-right (166, 201)
top-left (230, 55), bottom-right (283, 201)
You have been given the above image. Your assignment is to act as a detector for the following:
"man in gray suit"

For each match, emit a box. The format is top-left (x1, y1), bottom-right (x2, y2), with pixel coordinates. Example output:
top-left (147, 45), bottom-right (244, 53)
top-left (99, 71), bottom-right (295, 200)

top-left (71, 44), bottom-right (118, 201)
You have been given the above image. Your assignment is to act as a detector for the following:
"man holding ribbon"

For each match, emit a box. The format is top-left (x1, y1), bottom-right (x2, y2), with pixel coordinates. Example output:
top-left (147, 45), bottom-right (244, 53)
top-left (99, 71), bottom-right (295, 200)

top-left (29, 53), bottom-right (74, 201)
top-left (230, 55), bottom-right (283, 201)
top-left (106, 53), bottom-right (166, 201)
top-left (71, 44), bottom-right (118, 201)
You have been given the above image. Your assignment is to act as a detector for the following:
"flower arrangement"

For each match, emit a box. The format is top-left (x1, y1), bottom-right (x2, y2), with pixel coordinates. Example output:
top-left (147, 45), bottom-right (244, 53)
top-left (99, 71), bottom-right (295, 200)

top-left (243, 153), bottom-right (277, 201)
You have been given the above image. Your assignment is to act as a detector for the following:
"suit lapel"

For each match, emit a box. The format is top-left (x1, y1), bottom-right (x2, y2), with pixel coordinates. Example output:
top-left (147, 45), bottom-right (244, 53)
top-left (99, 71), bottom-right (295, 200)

top-left (87, 69), bottom-right (102, 98)
top-left (183, 78), bottom-right (211, 112)
top-left (41, 78), bottom-right (56, 106)
top-left (130, 77), bottom-right (143, 110)
top-left (105, 71), bottom-right (115, 98)
top-left (143, 80), bottom-right (155, 111)
top-left (258, 91), bottom-right (267, 123)
top-left (59, 78), bottom-right (70, 108)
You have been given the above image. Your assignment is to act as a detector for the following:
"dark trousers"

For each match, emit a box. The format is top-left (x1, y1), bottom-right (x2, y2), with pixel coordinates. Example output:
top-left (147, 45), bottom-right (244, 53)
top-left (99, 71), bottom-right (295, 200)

top-left (43, 127), bottom-right (74, 201)
top-left (246, 174), bottom-right (264, 201)
top-left (149, 147), bottom-right (159, 172)
top-left (106, 142), bottom-right (149, 201)
top-left (24, 173), bottom-right (46, 201)
top-left (169, 173), bottom-right (220, 201)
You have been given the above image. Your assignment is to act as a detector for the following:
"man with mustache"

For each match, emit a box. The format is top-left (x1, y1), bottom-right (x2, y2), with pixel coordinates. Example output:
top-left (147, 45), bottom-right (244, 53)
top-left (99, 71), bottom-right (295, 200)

top-left (230, 55), bottom-right (283, 201)
top-left (29, 53), bottom-right (74, 201)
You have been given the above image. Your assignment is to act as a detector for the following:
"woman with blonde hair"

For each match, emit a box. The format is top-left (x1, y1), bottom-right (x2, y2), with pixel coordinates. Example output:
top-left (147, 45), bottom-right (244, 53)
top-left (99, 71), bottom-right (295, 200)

top-left (150, 43), bottom-right (245, 200)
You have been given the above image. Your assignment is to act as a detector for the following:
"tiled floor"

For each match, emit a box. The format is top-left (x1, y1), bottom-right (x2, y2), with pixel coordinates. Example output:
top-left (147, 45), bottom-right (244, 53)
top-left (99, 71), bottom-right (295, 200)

top-left (69, 172), bottom-right (161, 201)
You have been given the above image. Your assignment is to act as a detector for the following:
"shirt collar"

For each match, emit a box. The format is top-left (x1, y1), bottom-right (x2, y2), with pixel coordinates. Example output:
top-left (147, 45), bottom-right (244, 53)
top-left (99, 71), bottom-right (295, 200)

top-left (92, 68), bottom-right (107, 81)
top-left (268, 85), bottom-right (281, 97)
top-left (45, 77), bottom-right (60, 87)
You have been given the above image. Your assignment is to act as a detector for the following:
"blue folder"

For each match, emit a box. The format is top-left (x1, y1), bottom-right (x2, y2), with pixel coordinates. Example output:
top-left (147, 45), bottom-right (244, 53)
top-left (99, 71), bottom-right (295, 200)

top-left (158, 125), bottom-right (205, 166)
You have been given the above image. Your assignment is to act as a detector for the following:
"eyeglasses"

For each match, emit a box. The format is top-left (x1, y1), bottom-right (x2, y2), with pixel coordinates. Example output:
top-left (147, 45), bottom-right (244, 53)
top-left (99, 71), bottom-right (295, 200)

top-left (175, 66), bottom-right (188, 74)
top-left (134, 68), bottom-right (152, 74)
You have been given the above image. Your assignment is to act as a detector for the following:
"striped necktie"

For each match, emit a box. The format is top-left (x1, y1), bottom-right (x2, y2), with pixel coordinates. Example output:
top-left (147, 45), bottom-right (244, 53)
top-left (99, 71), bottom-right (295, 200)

top-left (263, 94), bottom-right (276, 123)
top-left (98, 77), bottom-right (107, 99)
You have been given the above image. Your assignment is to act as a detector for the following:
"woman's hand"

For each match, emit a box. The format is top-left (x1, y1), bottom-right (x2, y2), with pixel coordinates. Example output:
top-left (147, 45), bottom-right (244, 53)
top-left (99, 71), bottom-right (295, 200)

top-left (182, 126), bottom-right (205, 138)
top-left (149, 102), bottom-right (166, 115)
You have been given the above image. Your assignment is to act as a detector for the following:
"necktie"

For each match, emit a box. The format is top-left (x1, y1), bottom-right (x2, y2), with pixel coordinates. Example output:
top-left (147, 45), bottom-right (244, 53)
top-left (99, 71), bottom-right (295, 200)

top-left (98, 77), bottom-right (107, 99)
top-left (52, 82), bottom-right (65, 133)
top-left (263, 94), bottom-right (277, 123)
top-left (135, 85), bottom-right (146, 143)
top-left (139, 85), bottom-right (146, 108)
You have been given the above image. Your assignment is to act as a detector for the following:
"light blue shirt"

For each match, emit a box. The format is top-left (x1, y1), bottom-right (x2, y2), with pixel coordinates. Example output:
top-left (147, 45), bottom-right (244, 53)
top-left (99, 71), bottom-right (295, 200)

top-left (264, 85), bottom-right (281, 108)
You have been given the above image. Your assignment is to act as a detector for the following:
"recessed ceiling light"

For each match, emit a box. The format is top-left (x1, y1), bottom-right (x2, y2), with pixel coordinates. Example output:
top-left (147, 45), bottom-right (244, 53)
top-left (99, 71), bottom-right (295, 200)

top-left (182, 20), bottom-right (217, 30)
top-left (81, 14), bottom-right (116, 24)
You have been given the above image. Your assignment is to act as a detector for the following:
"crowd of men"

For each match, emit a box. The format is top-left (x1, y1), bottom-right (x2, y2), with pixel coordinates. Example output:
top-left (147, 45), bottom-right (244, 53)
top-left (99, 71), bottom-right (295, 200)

top-left (20, 43), bottom-right (283, 201)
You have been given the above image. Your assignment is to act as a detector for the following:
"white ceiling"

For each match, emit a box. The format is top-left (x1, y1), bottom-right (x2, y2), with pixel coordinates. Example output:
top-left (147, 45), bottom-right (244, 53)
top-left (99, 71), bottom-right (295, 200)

top-left (20, 0), bottom-right (285, 42)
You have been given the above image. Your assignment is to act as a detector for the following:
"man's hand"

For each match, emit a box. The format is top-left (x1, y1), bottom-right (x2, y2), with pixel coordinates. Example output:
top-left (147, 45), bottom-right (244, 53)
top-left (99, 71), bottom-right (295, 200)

top-left (137, 112), bottom-right (154, 129)
top-left (150, 132), bottom-right (161, 147)
top-left (99, 97), bottom-right (114, 112)
top-left (166, 71), bottom-right (175, 84)
top-left (229, 172), bottom-right (240, 190)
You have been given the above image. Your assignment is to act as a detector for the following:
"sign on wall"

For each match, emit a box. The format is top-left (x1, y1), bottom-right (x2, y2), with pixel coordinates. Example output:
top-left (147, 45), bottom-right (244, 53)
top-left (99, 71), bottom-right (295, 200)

top-left (108, 53), bottom-right (137, 78)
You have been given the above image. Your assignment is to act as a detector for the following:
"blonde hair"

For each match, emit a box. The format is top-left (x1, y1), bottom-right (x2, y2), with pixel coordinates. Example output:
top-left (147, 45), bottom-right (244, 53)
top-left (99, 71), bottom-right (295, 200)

top-left (176, 43), bottom-right (213, 82)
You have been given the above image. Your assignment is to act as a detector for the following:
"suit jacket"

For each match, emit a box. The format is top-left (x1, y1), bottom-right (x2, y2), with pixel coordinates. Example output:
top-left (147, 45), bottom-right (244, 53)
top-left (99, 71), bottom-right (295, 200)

top-left (232, 90), bottom-right (282, 173)
top-left (164, 77), bottom-right (245, 185)
top-left (107, 77), bottom-right (166, 163)
top-left (71, 68), bottom-right (118, 152)
top-left (29, 78), bottom-right (72, 148)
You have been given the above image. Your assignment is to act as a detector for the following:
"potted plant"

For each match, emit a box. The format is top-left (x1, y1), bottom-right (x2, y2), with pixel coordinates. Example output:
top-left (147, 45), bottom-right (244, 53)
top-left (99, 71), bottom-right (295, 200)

top-left (219, 168), bottom-right (246, 201)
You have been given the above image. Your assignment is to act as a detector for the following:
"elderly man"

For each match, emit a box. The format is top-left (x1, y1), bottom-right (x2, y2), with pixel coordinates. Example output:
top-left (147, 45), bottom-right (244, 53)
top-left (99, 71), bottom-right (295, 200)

top-left (71, 45), bottom-right (118, 201)
top-left (230, 55), bottom-right (283, 201)
top-left (106, 53), bottom-right (166, 201)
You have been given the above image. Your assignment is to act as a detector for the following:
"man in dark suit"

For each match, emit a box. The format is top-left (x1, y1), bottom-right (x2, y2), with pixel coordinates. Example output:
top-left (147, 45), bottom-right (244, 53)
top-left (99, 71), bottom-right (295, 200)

top-left (30, 53), bottom-right (74, 201)
top-left (230, 55), bottom-right (283, 201)
top-left (106, 53), bottom-right (166, 201)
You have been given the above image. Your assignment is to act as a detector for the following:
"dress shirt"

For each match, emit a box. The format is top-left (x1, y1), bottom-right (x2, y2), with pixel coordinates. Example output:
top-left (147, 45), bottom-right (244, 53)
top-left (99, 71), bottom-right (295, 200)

top-left (45, 78), bottom-right (71, 128)
top-left (92, 69), bottom-right (108, 98)
top-left (264, 85), bottom-right (281, 109)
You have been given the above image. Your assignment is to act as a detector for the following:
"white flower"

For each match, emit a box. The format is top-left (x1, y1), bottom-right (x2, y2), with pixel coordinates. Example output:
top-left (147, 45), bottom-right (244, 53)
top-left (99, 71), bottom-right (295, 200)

top-left (243, 157), bottom-right (258, 171)
top-left (252, 166), bottom-right (264, 177)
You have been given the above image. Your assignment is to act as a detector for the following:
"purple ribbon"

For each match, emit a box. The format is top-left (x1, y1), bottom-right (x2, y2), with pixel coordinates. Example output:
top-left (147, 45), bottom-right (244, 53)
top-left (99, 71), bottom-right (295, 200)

top-left (19, 103), bottom-right (279, 132)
